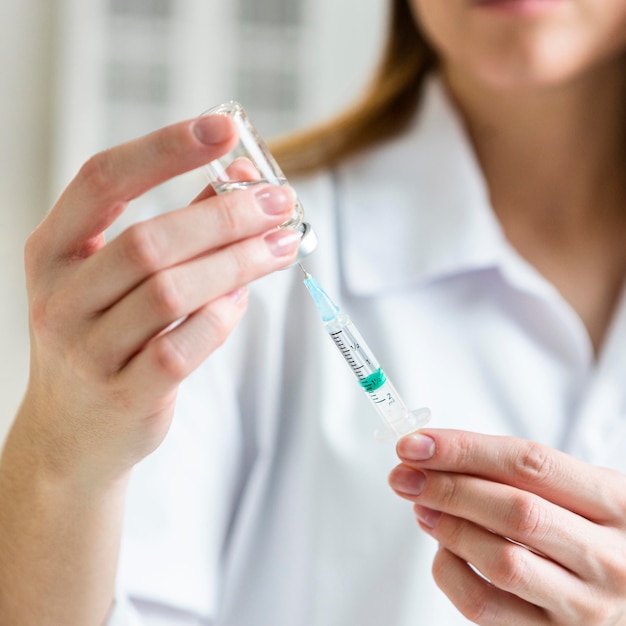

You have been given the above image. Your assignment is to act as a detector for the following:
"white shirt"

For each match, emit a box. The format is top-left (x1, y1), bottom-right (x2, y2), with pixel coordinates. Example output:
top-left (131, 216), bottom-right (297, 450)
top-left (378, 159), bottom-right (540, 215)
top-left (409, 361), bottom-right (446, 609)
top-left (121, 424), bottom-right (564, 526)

top-left (107, 76), bottom-right (626, 625)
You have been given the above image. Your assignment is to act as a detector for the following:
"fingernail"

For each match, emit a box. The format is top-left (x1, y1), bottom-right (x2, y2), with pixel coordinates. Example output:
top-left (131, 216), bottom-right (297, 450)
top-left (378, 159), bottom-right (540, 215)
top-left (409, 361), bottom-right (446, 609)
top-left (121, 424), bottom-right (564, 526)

top-left (264, 229), bottom-right (300, 257)
top-left (255, 185), bottom-right (293, 215)
top-left (192, 115), bottom-right (232, 145)
top-left (398, 433), bottom-right (435, 461)
top-left (414, 505), bottom-right (441, 529)
top-left (228, 285), bottom-right (248, 303)
top-left (389, 466), bottom-right (425, 496)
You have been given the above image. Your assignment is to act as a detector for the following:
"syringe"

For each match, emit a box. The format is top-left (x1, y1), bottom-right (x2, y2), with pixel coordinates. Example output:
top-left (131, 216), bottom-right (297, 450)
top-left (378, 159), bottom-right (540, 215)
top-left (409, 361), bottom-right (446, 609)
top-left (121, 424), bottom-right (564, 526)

top-left (300, 266), bottom-right (430, 441)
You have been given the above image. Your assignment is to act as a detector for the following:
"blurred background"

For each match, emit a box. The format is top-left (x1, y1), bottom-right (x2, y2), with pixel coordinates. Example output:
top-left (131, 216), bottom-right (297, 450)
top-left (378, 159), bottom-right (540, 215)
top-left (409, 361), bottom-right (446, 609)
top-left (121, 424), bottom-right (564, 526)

top-left (0, 0), bottom-right (386, 439)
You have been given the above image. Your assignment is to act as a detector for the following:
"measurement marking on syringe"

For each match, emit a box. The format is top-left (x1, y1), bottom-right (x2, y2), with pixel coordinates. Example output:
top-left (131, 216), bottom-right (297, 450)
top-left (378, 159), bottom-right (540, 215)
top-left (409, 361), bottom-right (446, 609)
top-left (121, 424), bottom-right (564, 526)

top-left (303, 269), bottom-right (431, 439)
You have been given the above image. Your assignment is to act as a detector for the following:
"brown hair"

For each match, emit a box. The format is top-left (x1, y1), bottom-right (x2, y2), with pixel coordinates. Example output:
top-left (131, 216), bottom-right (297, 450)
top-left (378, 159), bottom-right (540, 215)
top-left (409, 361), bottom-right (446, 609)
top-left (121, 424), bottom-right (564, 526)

top-left (271, 0), bottom-right (436, 177)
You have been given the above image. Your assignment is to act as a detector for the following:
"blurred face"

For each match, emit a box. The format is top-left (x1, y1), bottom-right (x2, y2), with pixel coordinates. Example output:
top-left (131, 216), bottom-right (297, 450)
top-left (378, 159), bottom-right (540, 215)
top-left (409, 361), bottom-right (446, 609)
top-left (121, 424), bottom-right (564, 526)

top-left (409, 0), bottom-right (626, 90)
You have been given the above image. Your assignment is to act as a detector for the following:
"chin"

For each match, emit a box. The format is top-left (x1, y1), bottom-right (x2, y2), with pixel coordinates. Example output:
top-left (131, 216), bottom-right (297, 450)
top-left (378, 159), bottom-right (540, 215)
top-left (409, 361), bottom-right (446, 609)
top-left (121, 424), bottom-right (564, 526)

top-left (453, 39), bottom-right (608, 93)
top-left (473, 64), bottom-right (585, 92)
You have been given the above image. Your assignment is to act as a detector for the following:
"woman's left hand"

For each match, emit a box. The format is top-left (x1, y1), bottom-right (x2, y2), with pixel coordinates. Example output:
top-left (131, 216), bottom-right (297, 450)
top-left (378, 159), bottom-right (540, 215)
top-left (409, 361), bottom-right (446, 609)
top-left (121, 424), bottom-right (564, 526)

top-left (388, 429), bottom-right (626, 625)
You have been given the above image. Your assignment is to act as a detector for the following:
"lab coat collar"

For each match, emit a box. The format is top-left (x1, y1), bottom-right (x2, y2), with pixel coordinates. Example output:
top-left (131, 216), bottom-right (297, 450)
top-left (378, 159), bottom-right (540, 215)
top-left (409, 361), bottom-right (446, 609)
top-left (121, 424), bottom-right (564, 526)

top-left (338, 74), bottom-right (507, 295)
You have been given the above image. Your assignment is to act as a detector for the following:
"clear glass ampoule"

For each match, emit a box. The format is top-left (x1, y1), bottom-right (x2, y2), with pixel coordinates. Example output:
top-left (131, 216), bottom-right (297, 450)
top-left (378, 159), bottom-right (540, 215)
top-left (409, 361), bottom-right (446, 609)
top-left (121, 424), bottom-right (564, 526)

top-left (201, 101), bottom-right (317, 261)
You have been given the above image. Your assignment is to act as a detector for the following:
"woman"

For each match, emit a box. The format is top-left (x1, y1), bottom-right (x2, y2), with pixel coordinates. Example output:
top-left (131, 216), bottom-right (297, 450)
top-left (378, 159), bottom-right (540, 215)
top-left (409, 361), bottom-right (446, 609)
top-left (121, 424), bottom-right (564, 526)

top-left (2, 0), bottom-right (626, 624)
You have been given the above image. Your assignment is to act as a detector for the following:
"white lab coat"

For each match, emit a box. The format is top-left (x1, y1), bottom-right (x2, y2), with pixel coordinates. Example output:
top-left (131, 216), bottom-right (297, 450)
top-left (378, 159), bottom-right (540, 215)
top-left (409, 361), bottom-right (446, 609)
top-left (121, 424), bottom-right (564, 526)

top-left (108, 76), bottom-right (626, 625)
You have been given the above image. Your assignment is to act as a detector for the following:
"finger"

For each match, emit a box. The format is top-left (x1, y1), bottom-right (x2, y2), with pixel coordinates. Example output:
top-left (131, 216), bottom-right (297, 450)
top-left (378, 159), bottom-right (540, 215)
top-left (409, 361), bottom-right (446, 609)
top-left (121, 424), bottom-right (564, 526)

top-left (117, 287), bottom-right (249, 402)
top-left (190, 156), bottom-right (260, 203)
top-left (389, 464), bottom-right (605, 575)
top-left (71, 184), bottom-right (294, 313)
top-left (86, 226), bottom-right (300, 374)
top-left (42, 114), bottom-right (238, 258)
top-left (396, 429), bottom-right (626, 524)
top-left (190, 181), bottom-right (218, 204)
top-left (416, 507), bottom-right (589, 618)
top-left (432, 546), bottom-right (547, 625)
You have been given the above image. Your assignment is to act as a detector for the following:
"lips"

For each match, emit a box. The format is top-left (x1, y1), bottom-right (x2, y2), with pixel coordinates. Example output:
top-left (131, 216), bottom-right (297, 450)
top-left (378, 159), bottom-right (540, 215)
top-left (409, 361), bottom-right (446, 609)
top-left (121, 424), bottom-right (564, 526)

top-left (473, 0), bottom-right (555, 3)
top-left (471, 0), bottom-right (563, 15)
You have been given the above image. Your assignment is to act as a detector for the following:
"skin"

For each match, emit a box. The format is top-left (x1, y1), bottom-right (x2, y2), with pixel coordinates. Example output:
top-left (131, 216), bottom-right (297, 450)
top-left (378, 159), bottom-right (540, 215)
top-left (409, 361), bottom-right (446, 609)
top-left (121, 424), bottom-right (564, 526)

top-left (0, 115), bottom-right (299, 624)
top-left (389, 0), bottom-right (626, 623)
top-left (410, 0), bottom-right (626, 352)
top-left (389, 430), bottom-right (626, 624)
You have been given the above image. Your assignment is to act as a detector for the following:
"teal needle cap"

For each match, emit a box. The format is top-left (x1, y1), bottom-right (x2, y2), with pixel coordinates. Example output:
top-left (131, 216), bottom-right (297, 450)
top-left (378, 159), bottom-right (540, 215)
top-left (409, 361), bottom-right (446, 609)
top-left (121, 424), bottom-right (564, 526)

top-left (303, 273), bottom-right (339, 322)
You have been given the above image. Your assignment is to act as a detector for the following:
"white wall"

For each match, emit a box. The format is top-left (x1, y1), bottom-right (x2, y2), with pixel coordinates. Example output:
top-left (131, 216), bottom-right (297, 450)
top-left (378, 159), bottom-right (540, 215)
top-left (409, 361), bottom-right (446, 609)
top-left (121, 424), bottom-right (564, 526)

top-left (51, 0), bottom-right (388, 194)
top-left (0, 0), bottom-right (387, 441)
top-left (0, 0), bottom-right (57, 440)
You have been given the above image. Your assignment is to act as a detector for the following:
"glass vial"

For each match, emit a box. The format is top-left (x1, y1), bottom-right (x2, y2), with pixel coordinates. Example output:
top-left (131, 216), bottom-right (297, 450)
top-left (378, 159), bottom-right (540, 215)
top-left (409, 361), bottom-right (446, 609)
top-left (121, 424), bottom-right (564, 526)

top-left (201, 101), bottom-right (317, 260)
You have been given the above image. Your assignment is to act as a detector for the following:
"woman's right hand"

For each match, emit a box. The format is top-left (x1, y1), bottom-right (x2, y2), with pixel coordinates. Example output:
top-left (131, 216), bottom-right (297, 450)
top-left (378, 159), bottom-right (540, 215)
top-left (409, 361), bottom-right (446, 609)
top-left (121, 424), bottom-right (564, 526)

top-left (13, 114), bottom-right (299, 487)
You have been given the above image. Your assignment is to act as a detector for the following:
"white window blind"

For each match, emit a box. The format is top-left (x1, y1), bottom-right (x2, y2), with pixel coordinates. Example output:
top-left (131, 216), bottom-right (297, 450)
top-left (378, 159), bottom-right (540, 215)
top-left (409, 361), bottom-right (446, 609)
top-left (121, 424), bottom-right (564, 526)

top-left (51, 0), bottom-right (386, 209)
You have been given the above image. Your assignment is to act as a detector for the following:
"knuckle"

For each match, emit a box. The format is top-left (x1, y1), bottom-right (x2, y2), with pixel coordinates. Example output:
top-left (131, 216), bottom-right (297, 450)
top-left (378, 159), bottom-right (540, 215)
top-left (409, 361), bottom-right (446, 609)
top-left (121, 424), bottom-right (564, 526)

top-left (507, 493), bottom-right (547, 540)
top-left (441, 516), bottom-right (467, 553)
top-left (214, 194), bottom-right (243, 239)
top-left (454, 585), bottom-right (490, 622)
top-left (431, 549), bottom-right (490, 623)
top-left (450, 433), bottom-right (476, 468)
top-left (29, 290), bottom-right (67, 340)
top-left (572, 593), bottom-right (613, 626)
top-left (146, 272), bottom-right (184, 319)
top-left (78, 151), bottom-right (116, 195)
top-left (201, 307), bottom-right (231, 348)
top-left (437, 473), bottom-right (463, 510)
top-left (587, 610), bottom-right (612, 626)
top-left (599, 467), bottom-right (626, 519)
top-left (121, 223), bottom-right (161, 273)
top-left (149, 126), bottom-right (185, 161)
top-left (595, 540), bottom-right (626, 589)
top-left (227, 241), bottom-right (254, 283)
top-left (490, 542), bottom-right (532, 591)
top-left (588, 603), bottom-right (614, 626)
top-left (151, 337), bottom-right (188, 380)
top-left (89, 326), bottom-right (127, 376)
top-left (29, 292), bottom-right (53, 335)
top-left (513, 440), bottom-right (553, 485)
top-left (459, 594), bottom-right (490, 624)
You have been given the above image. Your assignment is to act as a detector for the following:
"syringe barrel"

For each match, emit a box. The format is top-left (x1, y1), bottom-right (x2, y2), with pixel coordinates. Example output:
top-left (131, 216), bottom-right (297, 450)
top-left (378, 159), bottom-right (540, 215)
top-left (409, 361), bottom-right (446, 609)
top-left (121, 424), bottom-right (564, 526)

top-left (302, 270), bottom-right (430, 439)
top-left (324, 313), bottom-right (382, 384)
top-left (324, 314), bottom-right (426, 438)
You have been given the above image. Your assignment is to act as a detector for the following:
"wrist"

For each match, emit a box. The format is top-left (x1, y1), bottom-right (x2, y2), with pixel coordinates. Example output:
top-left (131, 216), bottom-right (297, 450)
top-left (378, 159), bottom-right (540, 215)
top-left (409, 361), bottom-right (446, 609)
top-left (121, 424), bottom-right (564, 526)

top-left (1, 404), bottom-right (132, 498)
top-left (0, 417), bottom-right (129, 626)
